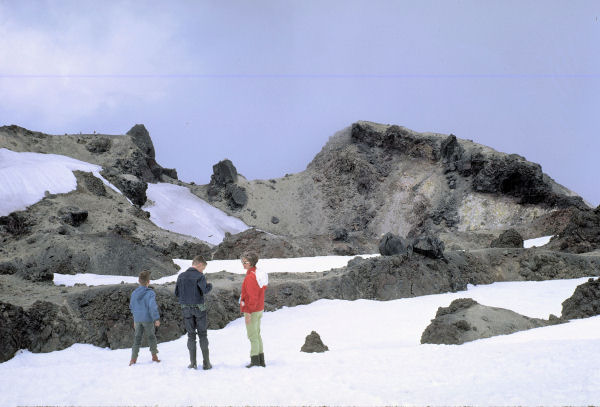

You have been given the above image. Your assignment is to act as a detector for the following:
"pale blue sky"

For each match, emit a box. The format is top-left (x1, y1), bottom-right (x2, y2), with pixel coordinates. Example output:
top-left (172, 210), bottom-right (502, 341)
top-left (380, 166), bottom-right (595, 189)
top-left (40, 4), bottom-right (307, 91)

top-left (1, 0), bottom-right (599, 206)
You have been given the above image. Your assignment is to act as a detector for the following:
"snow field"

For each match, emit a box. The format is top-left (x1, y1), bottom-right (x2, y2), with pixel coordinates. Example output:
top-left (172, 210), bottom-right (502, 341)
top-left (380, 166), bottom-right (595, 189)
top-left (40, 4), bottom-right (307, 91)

top-left (2, 277), bottom-right (600, 406)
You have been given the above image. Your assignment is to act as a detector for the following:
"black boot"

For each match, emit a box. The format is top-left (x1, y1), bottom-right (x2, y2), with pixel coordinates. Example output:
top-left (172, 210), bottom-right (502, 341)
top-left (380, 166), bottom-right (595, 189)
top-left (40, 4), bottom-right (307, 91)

top-left (188, 348), bottom-right (197, 369)
top-left (201, 347), bottom-right (212, 370)
top-left (258, 353), bottom-right (266, 367)
top-left (246, 355), bottom-right (260, 368)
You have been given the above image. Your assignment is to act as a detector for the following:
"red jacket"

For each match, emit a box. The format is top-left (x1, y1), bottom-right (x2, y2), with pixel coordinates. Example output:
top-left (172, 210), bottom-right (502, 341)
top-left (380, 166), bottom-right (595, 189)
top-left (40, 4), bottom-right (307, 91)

top-left (240, 267), bottom-right (267, 313)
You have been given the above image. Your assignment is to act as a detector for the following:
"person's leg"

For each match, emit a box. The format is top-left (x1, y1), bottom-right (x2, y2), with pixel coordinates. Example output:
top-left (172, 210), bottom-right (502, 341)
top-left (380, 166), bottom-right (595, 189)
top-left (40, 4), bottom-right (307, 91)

top-left (245, 312), bottom-right (261, 367)
top-left (130, 322), bottom-right (143, 364)
top-left (255, 311), bottom-right (265, 367)
top-left (183, 309), bottom-right (197, 368)
top-left (197, 309), bottom-right (211, 370)
top-left (143, 321), bottom-right (159, 362)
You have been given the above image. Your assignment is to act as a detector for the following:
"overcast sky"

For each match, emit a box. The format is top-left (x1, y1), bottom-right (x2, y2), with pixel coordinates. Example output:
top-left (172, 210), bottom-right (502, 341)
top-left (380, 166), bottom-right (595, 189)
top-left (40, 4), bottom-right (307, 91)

top-left (1, 0), bottom-right (598, 206)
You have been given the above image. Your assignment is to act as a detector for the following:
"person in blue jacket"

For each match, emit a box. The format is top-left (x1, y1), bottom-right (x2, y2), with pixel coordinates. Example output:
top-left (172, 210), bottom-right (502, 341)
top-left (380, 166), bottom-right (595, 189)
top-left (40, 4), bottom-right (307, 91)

top-left (175, 255), bottom-right (213, 370)
top-left (129, 270), bottom-right (161, 366)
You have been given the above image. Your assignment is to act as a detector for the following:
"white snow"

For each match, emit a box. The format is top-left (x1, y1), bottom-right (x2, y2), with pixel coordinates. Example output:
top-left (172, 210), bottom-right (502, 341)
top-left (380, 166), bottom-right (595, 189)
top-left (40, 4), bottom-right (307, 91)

top-left (0, 148), bottom-right (120, 216)
top-left (53, 254), bottom-right (380, 286)
top-left (143, 182), bottom-right (249, 244)
top-left (524, 235), bottom-right (554, 248)
top-left (2, 276), bottom-right (599, 406)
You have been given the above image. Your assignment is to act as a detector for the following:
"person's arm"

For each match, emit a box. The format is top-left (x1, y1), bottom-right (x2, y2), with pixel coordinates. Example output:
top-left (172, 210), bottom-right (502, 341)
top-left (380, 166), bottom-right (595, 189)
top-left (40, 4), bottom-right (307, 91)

top-left (175, 278), bottom-right (179, 298)
top-left (147, 290), bottom-right (160, 323)
top-left (197, 274), bottom-right (212, 295)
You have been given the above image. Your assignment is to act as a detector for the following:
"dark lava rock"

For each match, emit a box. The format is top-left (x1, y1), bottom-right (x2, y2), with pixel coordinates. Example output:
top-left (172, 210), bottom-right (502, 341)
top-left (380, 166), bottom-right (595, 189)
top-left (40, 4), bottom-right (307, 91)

top-left (211, 159), bottom-right (238, 187)
top-left (546, 207), bottom-right (600, 254)
top-left (490, 228), bottom-right (524, 249)
top-left (101, 172), bottom-right (148, 207)
top-left (127, 124), bottom-right (155, 159)
top-left (225, 183), bottom-right (248, 209)
top-left (212, 228), bottom-right (304, 260)
top-left (271, 216), bottom-right (280, 224)
top-left (378, 233), bottom-right (413, 256)
top-left (300, 331), bottom-right (329, 353)
top-left (561, 277), bottom-right (600, 320)
top-left (412, 234), bottom-right (445, 259)
top-left (0, 300), bottom-right (83, 362)
top-left (67, 284), bottom-right (184, 350)
top-left (0, 211), bottom-right (31, 236)
top-left (420, 298), bottom-right (550, 345)
top-left (440, 134), bottom-right (471, 174)
top-left (59, 206), bottom-right (88, 227)
top-left (85, 136), bottom-right (112, 154)
top-left (74, 171), bottom-right (107, 197)
top-left (332, 228), bottom-right (349, 242)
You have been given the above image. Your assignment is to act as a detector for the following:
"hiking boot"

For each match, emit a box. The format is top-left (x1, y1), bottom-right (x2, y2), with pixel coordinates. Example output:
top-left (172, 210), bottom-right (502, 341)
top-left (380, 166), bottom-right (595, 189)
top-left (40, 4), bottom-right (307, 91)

top-left (202, 360), bottom-right (212, 370)
top-left (152, 353), bottom-right (161, 363)
top-left (188, 348), bottom-right (197, 369)
top-left (258, 353), bottom-right (266, 367)
top-left (129, 358), bottom-right (136, 366)
top-left (245, 355), bottom-right (260, 368)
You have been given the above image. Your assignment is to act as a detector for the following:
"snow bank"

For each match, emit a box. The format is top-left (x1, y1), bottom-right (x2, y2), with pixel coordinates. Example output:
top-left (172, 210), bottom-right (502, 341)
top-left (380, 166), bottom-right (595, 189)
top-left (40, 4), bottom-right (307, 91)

top-left (53, 254), bottom-right (380, 286)
top-left (0, 148), bottom-right (119, 216)
top-left (143, 182), bottom-right (249, 245)
top-left (524, 235), bottom-right (554, 248)
top-left (2, 277), bottom-right (599, 406)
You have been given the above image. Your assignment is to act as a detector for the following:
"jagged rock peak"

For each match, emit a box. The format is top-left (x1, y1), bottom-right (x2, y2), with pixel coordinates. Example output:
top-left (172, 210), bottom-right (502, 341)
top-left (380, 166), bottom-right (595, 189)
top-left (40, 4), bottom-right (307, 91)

top-left (126, 124), bottom-right (155, 159)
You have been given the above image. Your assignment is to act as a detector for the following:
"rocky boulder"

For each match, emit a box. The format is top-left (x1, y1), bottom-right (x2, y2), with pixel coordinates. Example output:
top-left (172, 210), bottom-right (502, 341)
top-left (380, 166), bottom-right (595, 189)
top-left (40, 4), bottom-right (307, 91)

top-left (212, 228), bottom-right (305, 260)
top-left (412, 234), bottom-right (445, 259)
top-left (378, 233), bottom-right (412, 256)
top-left (126, 124), bottom-right (155, 159)
top-left (490, 228), bottom-right (524, 248)
top-left (561, 277), bottom-right (600, 320)
top-left (300, 331), bottom-right (329, 353)
top-left (546, 207), bottom-right (600, 254)
top-left (211, 159), bottom-right (238, 187)
top-left (420, 298), bottom-right (551, 345)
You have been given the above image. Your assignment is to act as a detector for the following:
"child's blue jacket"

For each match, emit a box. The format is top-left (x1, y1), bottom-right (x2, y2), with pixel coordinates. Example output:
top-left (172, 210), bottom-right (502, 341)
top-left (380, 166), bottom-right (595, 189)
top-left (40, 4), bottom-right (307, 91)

top-left (130, 286), bottom-right (160, 322)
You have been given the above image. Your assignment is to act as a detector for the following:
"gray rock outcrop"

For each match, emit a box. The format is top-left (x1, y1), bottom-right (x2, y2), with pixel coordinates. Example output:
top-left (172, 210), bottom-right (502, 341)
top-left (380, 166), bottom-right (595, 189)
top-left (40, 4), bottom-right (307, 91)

top-left (301, 331), bottom-right (329, 353)
top-left (378, 233), bottom-right (412, 256)
top-left (420, 298), bottom-right (551, 345)
top-left (490, 228), bottom-right (524, 248)
top-left (561, 277), bottom-right (600, 320)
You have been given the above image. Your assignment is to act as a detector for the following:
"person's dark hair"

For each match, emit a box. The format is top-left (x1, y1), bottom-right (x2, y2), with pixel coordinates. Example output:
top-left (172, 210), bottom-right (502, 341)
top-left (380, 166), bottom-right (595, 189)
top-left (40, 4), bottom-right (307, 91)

top-left (192, 255), bottom-right (207, 266)
top-left (139, 270), bottom-right (151, 285)
top-left (241, 251), bottom-right (259, 267)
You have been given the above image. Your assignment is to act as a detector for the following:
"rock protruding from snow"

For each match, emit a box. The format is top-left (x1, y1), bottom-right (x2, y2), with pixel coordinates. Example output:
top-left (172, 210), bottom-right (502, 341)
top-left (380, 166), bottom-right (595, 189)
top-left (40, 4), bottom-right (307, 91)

top-left (207, 159), bottom-right (248, 210)
top-left (490, 228), bottom-right (524, 248)
top-left (420, 298), bottom-right (551, 345)
top-left (378, 233), bottom-right (412, 256)
top-left (301, 331), bottom-right (329, 353)
top-left (412, 234), bottom-right (445, 259)
top-left (561, 277), bottom-right (600, 320)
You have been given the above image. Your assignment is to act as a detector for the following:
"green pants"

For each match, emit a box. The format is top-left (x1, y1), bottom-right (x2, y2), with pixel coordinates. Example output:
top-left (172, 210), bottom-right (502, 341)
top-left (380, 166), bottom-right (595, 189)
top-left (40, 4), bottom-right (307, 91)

top-left (131, 321), bottom-right (158, 359)
top-left (245, 311), bottom-right (263, 357)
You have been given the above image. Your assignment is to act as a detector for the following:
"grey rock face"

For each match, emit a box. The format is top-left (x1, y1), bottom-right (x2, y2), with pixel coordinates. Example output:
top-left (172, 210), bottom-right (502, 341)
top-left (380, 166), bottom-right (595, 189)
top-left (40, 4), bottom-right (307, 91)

top-left (378, 233), bottom-right (412, 256)
top-left (126, 124), bottom-right (155, 159)
top-left (101, 172), bottom-right (148, 207)
top-left (545, 207), bottom-right (600, 253)
top-left (561, 277), bottom-right (600, 320)
top-left (59, 207), bottom-right (88, 227)
top-left (225, 183), bottom-right (248, 209)
top-left (420, 298), bottom-right (550, 345)
top-left (490, 228), bottom-right (524, 248)
top-left (85, 137), bottom-right (112, 154)
top-left (211, 159), bottom-right (238, 187)
top-left (301, 331), bottom-right (329, 353)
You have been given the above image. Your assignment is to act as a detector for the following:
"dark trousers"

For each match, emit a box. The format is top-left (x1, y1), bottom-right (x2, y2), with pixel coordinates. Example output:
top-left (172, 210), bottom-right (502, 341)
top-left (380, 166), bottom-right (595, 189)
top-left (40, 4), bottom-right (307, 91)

top-left (183, 306), bottom-right (209, 355)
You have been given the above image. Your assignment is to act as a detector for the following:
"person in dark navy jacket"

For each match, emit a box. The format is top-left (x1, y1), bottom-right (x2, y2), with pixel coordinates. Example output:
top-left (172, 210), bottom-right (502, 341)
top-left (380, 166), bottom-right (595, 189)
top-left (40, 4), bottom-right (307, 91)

top-left (175, 255), bottom-right (213, 370)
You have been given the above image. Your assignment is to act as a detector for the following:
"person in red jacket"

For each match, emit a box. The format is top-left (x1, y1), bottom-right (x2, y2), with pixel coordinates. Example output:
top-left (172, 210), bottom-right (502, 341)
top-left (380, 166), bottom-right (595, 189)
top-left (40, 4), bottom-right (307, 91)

top-left (240, 251), bottom-right (268, 368)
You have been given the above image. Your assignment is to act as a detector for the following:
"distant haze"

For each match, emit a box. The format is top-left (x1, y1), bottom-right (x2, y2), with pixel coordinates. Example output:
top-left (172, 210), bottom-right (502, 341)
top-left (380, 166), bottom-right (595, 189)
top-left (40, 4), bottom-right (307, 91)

top-left (1, 1), bottom-right (598, 206)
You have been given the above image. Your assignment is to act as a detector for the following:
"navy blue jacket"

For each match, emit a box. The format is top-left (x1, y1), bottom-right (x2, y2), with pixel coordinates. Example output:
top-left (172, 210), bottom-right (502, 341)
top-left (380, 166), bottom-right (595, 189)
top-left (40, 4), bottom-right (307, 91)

top-left (130, 286), bottom-right (160, 322)
top-left (175, 267), bottom-right (212, 305)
